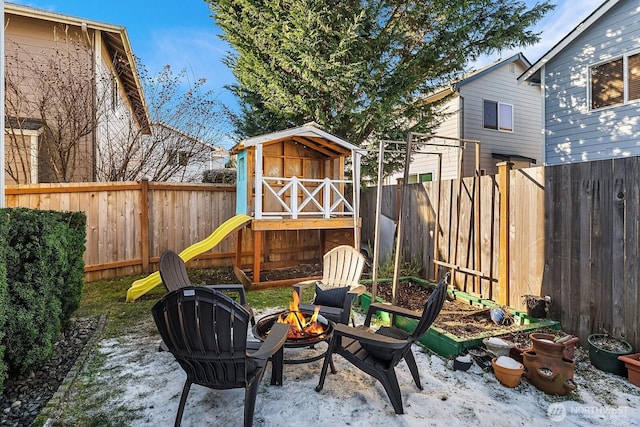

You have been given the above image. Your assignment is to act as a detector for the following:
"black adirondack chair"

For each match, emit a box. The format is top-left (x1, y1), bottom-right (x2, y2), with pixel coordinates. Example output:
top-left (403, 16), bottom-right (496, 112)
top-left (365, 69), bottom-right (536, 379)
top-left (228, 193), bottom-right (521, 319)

top-left (315, 272), bottom-right (450, 414)
top-left (151, 286), bottom-right (289, 427)
top-left (159, 249), bottom-right (255, 325)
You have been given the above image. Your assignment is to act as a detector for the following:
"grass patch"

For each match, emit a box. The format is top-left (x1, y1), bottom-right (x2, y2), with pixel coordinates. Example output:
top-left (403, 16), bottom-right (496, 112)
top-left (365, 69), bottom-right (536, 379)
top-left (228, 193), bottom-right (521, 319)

top-left (75, 268), bottom-right (296, 338)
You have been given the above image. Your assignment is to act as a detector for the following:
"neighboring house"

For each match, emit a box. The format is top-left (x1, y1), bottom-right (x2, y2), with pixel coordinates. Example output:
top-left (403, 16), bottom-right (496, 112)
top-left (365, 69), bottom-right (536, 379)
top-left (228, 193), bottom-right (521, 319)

top-left (144, 122), bottom-right (227, 183)
top-left (389, 53), bottom-right (542, 183)
top-left (520, 0), bottom-right (640, 165)
top-left (3, 2), bottom-right (150, 184)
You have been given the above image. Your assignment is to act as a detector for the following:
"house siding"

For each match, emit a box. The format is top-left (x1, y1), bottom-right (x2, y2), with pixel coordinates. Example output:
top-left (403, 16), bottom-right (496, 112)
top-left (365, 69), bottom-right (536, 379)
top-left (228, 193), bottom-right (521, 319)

top-left (459, 60), bottom-right (542, 176)
top-left (543, 0), bottom-right (640, 165)
top-left (5, 14), bottom-right (95, 182)
top-left (411, 97), bottom-right (462, 181)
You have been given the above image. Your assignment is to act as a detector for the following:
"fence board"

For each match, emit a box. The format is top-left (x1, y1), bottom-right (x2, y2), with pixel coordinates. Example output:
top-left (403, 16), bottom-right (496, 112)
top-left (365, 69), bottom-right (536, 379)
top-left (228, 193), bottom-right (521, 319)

top-left (5, 156), bottom-right (640, 351)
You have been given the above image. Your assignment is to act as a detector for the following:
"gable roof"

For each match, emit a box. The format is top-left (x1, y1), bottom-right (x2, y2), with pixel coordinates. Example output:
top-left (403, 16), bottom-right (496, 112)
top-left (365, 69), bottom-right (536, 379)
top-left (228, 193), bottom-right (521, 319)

top-left (231, 122), bottom-right (360, 157)
top-left (150, 122), bottom-right (227, 156)
top-left (426, 53), bottom-right (531, 102)
top-left (5, 2), bottom-right (151, 133)
top-left (519, 0), bottom-right (620, 84)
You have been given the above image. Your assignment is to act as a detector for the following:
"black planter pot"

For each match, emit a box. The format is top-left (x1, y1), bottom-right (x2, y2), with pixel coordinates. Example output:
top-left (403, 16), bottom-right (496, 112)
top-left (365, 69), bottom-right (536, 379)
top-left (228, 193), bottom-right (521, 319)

top-left (587, 334), bottom-right (634, 376)
top-left (522, 295), bottom-right (549, 318)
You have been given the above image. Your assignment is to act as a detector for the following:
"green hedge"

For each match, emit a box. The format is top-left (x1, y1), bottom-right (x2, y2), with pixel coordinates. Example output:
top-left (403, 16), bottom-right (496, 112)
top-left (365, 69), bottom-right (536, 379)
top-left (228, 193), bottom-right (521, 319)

top-left (0, 213), bottom-right (8, 388)
top-left (0, 208), bottom-right (86, 376)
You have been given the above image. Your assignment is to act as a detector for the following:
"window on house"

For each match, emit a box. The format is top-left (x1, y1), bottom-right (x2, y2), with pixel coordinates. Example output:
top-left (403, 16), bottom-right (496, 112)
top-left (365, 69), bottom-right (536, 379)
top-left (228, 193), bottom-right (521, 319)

top-left (168, 150), bottom-right (189, 166)
top-left (419, 173), bottom-right (433, 182)
top-left (111, 76), bottom-right (118, 111)
top-left (590, 52), bottom-right (640, 109)
top-left (483, 100), bottom-right (513, 131)
top-left (177, 151), bottom-right (189, 166)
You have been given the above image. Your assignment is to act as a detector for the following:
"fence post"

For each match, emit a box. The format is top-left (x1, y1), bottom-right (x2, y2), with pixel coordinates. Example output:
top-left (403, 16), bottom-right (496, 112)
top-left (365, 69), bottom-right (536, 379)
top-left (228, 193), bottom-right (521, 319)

top-left (140, 179), bottom-right (150, 273)
top-left (497, 162), bottom-right (513, 306)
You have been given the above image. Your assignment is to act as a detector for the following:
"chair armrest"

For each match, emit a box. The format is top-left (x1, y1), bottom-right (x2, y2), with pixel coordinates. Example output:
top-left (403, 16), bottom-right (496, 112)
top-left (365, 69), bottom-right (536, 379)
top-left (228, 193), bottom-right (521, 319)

top-left (364, 303), bottom-right (421, 326)
top-left (249, 323), bottom-right (289, 361)
top-left (293, 280), bottom-right (316, 296)
top-left (332, 324), bottom-right (408, 350)
top-left (205, 284), bottom-right (249, 305)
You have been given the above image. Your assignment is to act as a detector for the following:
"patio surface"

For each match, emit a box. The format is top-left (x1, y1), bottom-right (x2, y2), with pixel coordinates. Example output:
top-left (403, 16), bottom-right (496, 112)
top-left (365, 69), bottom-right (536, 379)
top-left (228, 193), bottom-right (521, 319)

top-left (42, 309), bottom-right (640, 426)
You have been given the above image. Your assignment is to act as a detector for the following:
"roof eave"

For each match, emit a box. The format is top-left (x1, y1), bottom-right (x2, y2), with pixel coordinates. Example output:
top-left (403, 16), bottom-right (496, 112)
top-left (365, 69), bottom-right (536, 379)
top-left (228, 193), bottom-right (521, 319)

top-left (520, 0), bottom-right (621, 84)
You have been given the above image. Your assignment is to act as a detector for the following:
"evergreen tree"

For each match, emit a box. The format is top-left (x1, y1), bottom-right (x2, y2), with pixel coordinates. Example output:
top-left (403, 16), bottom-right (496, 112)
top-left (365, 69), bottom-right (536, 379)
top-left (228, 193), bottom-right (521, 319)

top-left (207, 0), bottom-right (553, 175)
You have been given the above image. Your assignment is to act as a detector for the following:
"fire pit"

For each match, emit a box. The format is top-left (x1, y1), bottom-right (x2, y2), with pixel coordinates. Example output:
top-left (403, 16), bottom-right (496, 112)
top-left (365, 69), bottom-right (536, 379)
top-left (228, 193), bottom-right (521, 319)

top-left (252, 291), bottom-right (335, 384)
top-left (253, 310), bottom-right (333, 348)
top-left (253, 290), bottom-right (334, 349)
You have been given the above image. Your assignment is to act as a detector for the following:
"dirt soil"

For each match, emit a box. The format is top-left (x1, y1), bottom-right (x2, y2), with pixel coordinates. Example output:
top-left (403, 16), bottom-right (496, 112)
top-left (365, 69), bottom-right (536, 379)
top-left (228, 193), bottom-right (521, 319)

top-left (192, 268), bottom-right (558, 343)
top-left (190, 264), bottom-right (323, 284)
top-left (366, 280), bottom-right (554, 340)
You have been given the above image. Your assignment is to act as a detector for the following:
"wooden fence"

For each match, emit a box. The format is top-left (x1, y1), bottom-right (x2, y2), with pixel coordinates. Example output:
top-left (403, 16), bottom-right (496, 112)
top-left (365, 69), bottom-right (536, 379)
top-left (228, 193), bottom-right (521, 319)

top-left (4, 157), bottom-right (639, 350)
top-left (361, 159), bottom-right (638, 351)
top-left (544, 158), bottom-right (639, 351)
top-left (4, 181), bottom-right (243, 281)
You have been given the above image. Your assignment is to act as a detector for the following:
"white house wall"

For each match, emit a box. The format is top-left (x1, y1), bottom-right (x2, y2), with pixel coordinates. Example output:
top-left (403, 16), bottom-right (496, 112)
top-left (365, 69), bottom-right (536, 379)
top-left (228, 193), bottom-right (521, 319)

top-left (95, 31), bottom-right (145, 181)
top-left (543, 0), bottom-right (640, 165)
top-left (459, 60), bottom-right (542, 176)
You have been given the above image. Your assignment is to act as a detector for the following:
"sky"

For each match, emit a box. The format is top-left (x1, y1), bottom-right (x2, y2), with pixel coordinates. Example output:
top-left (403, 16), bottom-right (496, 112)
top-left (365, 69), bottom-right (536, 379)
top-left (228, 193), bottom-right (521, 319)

top-left (7, 0), bottom-right (604, 119)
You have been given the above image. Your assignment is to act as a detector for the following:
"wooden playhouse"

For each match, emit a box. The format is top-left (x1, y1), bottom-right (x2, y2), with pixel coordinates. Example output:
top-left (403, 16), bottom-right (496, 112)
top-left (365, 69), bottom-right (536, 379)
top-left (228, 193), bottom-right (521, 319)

top-left (231, 122), bottom-right (363, 289)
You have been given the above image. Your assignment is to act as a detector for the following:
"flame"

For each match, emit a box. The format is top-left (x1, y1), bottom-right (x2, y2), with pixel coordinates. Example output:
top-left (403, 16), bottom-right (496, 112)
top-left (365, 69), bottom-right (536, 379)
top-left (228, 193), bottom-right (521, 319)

top-left (277, 291), bottom-right (326, 338)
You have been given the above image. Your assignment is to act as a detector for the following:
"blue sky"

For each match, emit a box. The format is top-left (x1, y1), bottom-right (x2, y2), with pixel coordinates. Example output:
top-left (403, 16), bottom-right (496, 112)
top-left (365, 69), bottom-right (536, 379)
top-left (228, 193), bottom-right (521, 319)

top-left (9, 0), bottom-right (604, 114)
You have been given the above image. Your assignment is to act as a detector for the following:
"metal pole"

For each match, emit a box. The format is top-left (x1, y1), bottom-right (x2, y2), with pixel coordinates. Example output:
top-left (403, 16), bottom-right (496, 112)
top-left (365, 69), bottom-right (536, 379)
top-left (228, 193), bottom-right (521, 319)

top-left (371, 140), bottom-right (386, 301)
top-left (391, 133), bottom-right (413, 306)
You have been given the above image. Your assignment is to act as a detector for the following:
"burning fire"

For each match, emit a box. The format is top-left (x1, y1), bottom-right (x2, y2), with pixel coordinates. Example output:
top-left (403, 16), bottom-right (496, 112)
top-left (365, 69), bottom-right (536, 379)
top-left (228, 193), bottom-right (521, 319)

top-left (277, 290), bottom-right (326, 339)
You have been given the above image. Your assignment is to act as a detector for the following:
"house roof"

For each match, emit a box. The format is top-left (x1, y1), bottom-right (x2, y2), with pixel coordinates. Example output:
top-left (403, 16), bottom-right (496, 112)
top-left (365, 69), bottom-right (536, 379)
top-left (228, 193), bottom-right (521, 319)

top-left (150, 122), bottom-right (227, 156)
top-left (230, 122), bottom-right (360, 157)
top-left (519, 0), bottom-right (620, 84)
top-left (5, 2), bottom-right (151, 134)
top-left (425, 53), bottom-right (531, 102)
top-left (492, 152), bottom-right (537, 164)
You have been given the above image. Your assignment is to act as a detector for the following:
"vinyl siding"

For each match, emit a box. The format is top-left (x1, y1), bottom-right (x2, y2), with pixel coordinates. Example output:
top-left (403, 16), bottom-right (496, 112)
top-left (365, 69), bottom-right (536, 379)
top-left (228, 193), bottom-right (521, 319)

top-left (543, 0), bottom-right (640, 165)
top-left (459, 60), bottom-right (542, 176)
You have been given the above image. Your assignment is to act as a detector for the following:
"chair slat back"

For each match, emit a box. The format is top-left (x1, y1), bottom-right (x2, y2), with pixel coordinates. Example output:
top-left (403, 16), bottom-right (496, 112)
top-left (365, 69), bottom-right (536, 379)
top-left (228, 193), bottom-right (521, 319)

top-left (152, 287), bottom-right (252, 388)
top-left (322, 245), bottom-right (365, 289)
top-left (411, 272), bottom-right (449, 341)
top-left (159, 249), bottom-right (192, 292)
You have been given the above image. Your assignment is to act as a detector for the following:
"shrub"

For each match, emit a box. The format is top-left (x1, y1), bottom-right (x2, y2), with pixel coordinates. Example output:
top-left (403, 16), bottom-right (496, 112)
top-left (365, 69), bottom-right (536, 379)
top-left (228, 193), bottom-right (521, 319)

top-left (1, 208), bottom-right (86, 374)
top-left (202, 168), bottom-right (237, 184)
top-left (0, 213), bottom-right (9, 391)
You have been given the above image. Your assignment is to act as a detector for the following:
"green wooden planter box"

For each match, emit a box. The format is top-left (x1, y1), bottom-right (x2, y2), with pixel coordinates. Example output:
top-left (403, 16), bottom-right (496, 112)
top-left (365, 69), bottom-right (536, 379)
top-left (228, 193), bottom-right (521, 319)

top-left (359, 277), bottom-right (560, 358)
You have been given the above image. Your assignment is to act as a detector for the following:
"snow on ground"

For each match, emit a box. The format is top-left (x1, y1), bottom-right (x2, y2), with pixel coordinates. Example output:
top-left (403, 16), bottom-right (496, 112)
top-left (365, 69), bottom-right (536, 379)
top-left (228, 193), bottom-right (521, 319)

top-left (58, 309), bottom-right (640, 426)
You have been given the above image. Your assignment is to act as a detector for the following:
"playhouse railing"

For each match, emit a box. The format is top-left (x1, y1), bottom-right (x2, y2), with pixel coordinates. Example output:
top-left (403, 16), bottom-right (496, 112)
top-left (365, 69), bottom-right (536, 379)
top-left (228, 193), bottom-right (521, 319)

top-left (256, 176), bottom-right (354, 219)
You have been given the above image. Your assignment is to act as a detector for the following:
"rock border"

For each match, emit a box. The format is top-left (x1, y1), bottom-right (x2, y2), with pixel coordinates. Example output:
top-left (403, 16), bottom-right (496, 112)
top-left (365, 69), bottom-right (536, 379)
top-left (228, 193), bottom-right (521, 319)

top-left (34, 314), bottom-right (107, 427)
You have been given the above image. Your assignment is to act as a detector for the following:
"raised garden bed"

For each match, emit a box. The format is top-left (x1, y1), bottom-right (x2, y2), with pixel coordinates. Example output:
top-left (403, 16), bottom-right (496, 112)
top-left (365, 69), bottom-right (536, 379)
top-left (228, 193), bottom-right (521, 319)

top-left (360, 277), bottom-right (560, 358)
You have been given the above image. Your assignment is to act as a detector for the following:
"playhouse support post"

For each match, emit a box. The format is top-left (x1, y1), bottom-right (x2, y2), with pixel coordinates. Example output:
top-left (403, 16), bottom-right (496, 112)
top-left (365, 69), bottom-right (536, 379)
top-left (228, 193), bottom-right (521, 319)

top-left (253, 230), bottom-right (263, 283)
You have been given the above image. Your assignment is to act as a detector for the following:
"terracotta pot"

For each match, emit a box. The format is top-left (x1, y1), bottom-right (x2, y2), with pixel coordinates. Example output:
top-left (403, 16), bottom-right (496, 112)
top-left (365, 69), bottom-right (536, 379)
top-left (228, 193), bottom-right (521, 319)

top-left (618, 353), bottom-right (640, 387)
top-left (522, 350), bottom-right (577, 395)
top-left (529, 333), bottom-right (565, 357)
top-left (491, 357), bottom-right (524, 388)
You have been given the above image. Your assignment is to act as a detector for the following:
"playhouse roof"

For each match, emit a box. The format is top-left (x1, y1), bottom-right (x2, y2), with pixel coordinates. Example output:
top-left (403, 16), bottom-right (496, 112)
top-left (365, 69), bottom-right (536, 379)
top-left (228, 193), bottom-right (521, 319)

top-left (230, 122), bottom-right (360, 157)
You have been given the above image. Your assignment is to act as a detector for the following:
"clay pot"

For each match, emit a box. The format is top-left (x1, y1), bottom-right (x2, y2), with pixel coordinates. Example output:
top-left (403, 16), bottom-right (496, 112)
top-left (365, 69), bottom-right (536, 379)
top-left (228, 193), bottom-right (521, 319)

top-left (618, 353), bottom-right (640, 387)
top-left (491, 357), bottom-right (524, 388)
top-left (530, 333), bottom-right (565, 357)
top-left (522, 350), bottom-right (577, 395)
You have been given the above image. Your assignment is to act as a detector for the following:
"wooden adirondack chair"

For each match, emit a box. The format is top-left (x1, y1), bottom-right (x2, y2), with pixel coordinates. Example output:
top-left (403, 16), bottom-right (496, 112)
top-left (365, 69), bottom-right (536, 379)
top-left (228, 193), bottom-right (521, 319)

top-left (293, 245), bottom-right (366, 325)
